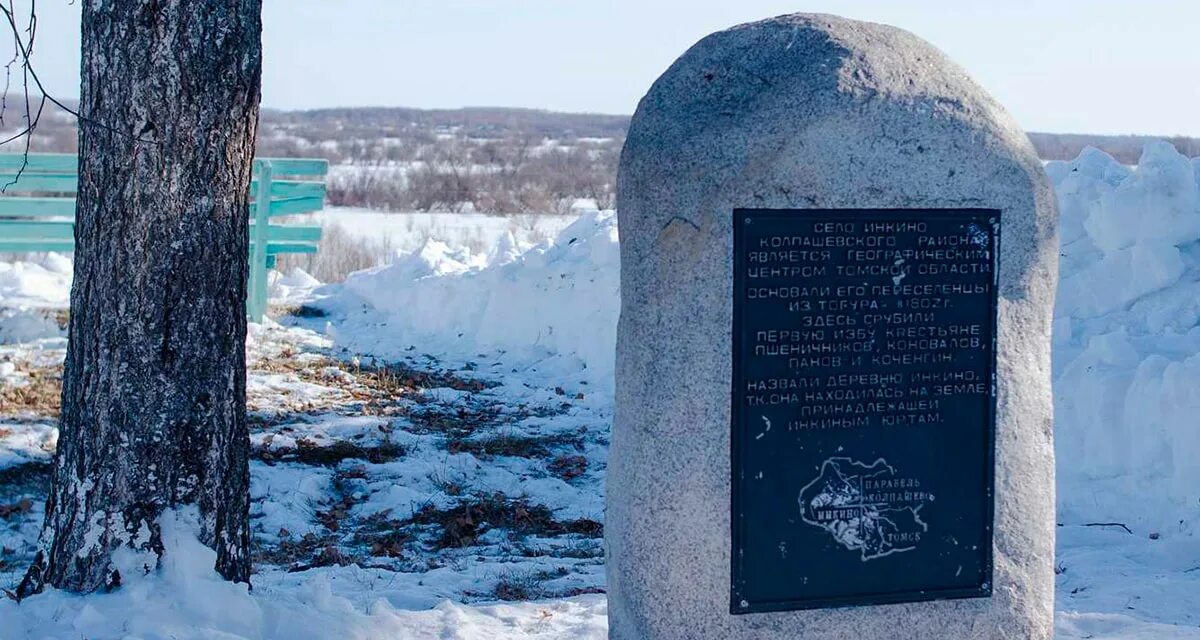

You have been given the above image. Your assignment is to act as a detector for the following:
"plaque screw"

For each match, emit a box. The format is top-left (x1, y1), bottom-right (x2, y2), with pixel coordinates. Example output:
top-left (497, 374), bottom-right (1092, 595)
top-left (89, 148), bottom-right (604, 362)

top-left (744, 217), bottom-right (751, 224)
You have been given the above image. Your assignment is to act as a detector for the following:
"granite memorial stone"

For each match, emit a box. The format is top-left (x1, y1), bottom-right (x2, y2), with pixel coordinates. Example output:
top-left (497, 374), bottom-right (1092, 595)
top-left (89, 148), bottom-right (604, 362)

top-left (608, 13), bottom-right (1058, 640)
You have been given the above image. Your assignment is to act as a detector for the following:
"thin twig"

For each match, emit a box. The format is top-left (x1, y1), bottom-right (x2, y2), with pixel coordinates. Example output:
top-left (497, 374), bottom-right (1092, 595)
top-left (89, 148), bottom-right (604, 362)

top-left (1082, 522), bottom-right (1133, 535)
top-left (0, 0), bottom-right (19, 127)
top-left (0, 1), bottom-right (158, 191)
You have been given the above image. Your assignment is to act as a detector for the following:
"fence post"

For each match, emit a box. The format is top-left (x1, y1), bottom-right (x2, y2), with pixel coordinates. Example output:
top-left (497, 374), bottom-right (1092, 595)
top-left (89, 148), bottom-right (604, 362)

top-left (248, 160), bottom-right (272, 321)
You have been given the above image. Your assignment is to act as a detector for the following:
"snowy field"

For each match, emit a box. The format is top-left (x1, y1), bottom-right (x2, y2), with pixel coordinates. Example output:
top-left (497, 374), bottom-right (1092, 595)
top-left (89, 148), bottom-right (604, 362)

top-left (1, 143), bottom-right (1199, 637)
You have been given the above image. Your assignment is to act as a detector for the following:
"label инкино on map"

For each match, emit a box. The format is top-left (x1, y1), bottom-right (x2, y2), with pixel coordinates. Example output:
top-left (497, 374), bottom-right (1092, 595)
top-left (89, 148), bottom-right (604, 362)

top-left (730, 208), bottom-right (1000, 613)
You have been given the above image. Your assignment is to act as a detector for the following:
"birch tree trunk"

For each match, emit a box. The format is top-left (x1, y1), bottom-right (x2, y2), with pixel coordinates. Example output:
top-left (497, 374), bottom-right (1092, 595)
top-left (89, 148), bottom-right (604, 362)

top-left (18, 0), bottom-right (262, 596)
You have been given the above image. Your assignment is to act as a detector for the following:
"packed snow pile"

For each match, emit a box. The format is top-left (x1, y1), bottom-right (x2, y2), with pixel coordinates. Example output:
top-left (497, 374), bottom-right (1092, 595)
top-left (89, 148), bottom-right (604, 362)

top-left (0, 253), bottom-right (72, 309)
top-left (268, 267), bottom-right (322, 305)
top-left (0, 254), bottom-right (72, 343)
top-left (1049, 141), bottom-right (1200, 535)
top-left (331, 210), bottom-right (620, 389)
top-left (298, 208), bottom-right (577, 257)
top-left (325, 143), bottom-right (1200, 538)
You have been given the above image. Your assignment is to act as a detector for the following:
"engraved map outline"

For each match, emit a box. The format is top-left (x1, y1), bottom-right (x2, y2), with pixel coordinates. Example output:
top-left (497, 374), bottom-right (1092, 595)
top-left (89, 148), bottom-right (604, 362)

top-left (797, 456), bottom-right (934, 562)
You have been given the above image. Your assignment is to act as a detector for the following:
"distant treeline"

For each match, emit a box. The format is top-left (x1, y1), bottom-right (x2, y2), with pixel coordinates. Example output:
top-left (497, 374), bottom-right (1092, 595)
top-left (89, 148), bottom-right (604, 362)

top-left (9, 102), bottom-right (1199, 213)
top-left (1028, 132), bottom-right (1200, 164)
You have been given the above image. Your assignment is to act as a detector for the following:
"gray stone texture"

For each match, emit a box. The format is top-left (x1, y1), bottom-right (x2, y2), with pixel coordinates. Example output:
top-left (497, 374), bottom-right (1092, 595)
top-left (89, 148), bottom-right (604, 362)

top-left (608, 13), bottom-right (1057, 640)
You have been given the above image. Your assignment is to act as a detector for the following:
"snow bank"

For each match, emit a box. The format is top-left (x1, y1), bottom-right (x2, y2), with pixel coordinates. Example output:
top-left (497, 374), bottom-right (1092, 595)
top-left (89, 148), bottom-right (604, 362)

top-left (334, 210), bottom-right (620, 388)
top-left (0, 253), bottom-right (72, 308)
top-left (297, 208), bottom-right (577, 257)
top-left (0, 254), bottom-right (72, 342)
top-left (268, 267), bottom-right (322, 305)
top-left (331, 143), bottom-right (1200, 537)
top-left (1050, 142), bottom-right (1200, 535)
top-left (0, 507), bottom-right (609, 640)
top-left (1, 142), bottom-right (1197, 541)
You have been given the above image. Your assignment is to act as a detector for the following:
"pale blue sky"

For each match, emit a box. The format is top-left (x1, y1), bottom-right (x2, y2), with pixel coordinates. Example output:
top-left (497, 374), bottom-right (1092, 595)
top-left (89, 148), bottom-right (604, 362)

top-left (17, 0), bottom-right (1200, 135)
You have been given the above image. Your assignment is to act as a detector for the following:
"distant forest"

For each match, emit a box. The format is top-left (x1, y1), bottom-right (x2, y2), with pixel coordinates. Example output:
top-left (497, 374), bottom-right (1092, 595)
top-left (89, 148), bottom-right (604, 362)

top-left (11, 103), bottom-right (1199, 214)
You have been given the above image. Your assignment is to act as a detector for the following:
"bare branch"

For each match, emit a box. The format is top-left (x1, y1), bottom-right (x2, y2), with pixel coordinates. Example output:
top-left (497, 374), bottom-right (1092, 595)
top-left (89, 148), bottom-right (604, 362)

top-left (0, 1), bottom-right (158, 191)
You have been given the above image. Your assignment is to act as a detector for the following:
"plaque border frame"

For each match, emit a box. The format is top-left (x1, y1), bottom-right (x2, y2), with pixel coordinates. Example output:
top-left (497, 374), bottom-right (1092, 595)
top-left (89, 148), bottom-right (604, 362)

top-left (729, 208), bottom-right (1001, 615)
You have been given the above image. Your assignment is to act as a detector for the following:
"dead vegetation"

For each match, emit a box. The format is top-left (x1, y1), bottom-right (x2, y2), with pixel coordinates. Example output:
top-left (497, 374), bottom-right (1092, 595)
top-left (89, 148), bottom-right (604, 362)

top-left (271, 303), bottom-right (329, 319)
top-left (447, 431), bottom-right (583, 461)
top-left (275, 224), bottom-right (395, 285)
top-left (0, 322), bottom-right (605, 596)
top-left (0, 497), bottom-right (33, 519)
top-left (351, 509), bottom-right (413, 560)
top-left (402, 386), bottom-right (571, 440)
top-left (252, 436), bottom-right (406, 467)
top-left (0, 366), bottom-right (62, 417)
top-left (265, 486), bottom-right (603, 572)
top-left (352, 359), bottom-right (494, 395)
top-left (489, 569), bottom-right (559, 601)
top-left (251, 350), bottom-right (494, 419)
top-left (406, 493), bottom-right (602, 549)
top-left (405, 404), bottom-right (505, 438)
top-left (547, 454), bottom-right (589, 481)
top-left (254, 529), bottom-right (346, 572)
top-left (211, 333), bottom-right (607, 588)
top-left (474, 567), bottom-right (605, 602)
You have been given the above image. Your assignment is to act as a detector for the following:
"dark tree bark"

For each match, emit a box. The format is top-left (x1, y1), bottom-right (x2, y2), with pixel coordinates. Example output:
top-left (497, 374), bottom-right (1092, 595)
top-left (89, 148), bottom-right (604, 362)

top-left (18, 0), bottom-right (262, 596)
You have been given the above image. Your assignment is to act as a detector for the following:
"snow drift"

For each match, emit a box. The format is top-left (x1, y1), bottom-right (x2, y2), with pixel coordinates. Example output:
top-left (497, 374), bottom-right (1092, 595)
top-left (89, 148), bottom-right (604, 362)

top-left (334, 142), bottom-right (1200, 536)
top-left (334, 210), bottom-right (620, 390)
top-left (0, 145), bottom-right (1196, 536)
top-left (1050, 141), bottom-right (1200, 535)
top-left (0, 254), bottom-right (72, 342)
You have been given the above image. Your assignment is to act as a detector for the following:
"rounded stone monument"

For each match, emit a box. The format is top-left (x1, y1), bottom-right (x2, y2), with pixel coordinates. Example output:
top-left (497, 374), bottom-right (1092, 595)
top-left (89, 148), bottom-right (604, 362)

top-left (608, 13), bottom-right (1057, 640)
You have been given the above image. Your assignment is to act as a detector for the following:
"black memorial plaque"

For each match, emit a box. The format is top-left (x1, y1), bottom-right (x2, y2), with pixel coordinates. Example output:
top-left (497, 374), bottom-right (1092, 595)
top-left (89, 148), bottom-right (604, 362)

top-left (730, 208), bottom-right (1000, 614)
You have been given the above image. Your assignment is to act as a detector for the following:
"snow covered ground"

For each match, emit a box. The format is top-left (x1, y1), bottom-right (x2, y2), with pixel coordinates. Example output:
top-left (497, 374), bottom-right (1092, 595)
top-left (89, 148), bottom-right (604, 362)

top-left (2, 143), bottom-right (1200, 638)
top-left (294, 208), bottom-right (577, 261)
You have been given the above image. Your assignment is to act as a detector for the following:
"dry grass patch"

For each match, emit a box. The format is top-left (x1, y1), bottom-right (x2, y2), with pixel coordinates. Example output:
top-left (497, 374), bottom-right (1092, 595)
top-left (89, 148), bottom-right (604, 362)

top-left (351, 359), bottom-right (493, 396)
top-left (271, 304), bottom-right (328, 319)
top-left (0, 366), bottom-right (62, 417)
top-left (473, 567), bottom-right (602, 602)
top-left (252, 436), bottom-right (405, 467)
top-left (0, 497), bottom-right (33, 519)
top-left (547, 454), bottom-right (589, 481)
top-left (255, 530), bottom-right (349, 572)
top-left (351, 510), bottom-right (414, 560)
top-left (252, 352), bottom-right (494, 418)
top-left (407, 493), bottom-right (602, 549)
top-left (490, 570), bottom-right (552, 601)
top-left (447, 432), bottom-right (583, 460)
top-left (406, 404), bottom-right (504, 438)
